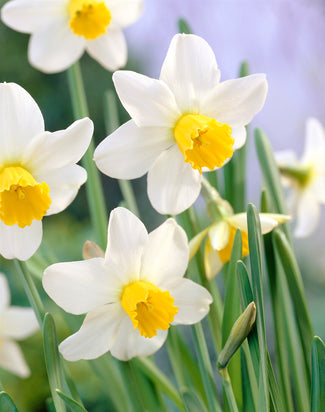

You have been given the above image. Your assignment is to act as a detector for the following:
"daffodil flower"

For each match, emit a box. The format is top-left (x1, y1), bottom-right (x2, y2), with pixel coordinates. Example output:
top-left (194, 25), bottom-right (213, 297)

top-left (0, 273), bottom-right (38, 377)
top-left (190, 212), bottom-right (289, 279)
top-left (94, 33), bottom-right (268, 215)
top-left (43, 207), bottom-right (212, 361)
top-left (0, 82), bottom-right (93, 260)
top-left (1, 0), bottom-right (144, 73)
top-left (275, 118), bottom-right (325, 238)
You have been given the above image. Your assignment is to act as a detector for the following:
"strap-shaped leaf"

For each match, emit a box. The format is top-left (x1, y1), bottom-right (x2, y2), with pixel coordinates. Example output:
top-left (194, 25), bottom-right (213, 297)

top-left (311, 336), bottom-right (325, 412)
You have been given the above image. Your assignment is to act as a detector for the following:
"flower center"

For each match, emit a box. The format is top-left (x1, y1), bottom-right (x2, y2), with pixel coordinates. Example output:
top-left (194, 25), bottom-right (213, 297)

top-left (68, 0), bottom-right (111, 40)
top-left (121, 281), bottom-right (178, 338)
top-left (174, 114), bottom-right (234, 173)
top-left (0, 166), bottom-right (51, 228)
top-left (218, 225), bottom-right (249, 263)
top-left (278, 165), bottom-right (314, 188)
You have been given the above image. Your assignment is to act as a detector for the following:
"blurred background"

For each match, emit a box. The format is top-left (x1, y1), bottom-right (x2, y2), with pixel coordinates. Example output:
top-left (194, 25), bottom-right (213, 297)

top-left (0, 0), bottom-right (324, 410)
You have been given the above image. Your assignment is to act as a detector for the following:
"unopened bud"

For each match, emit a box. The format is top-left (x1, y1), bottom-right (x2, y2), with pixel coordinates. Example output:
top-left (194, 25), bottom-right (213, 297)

top-left (217, 302), bottom-right (256, 370)
top-left (82, 240), bottom-right (105, 260)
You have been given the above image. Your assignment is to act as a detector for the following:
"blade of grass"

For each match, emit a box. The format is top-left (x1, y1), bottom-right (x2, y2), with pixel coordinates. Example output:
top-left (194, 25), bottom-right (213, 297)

top-left (181, 388), bottom-right (208, 412)
top-left (0, 392), bottom-right (18, 412)
top-left (56, 390), bottom-right (87, 412)
top-left (311, 336), bottom-right (325, 412)
top-left (241, 345), bottom-right (258, 412)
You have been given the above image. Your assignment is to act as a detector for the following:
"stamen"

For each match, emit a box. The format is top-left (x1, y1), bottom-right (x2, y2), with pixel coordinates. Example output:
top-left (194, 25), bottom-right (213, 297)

top-left (174, 114), bottom-right (234, 173)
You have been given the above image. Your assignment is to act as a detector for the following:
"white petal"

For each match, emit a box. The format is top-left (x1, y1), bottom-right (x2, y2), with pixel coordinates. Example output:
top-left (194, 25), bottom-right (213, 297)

top-left (94, 120), bottom-right (173, 179)
top-left (23, 118), bottom-right (93, 173)
top-left (140, 219), bottom-right (189, 287)
top-left (160, 34), bottom-right (220, 113)
top-left (0, 339), bottom-right (30, 378)
top-left (294, 190), bottom-right (320, 238)
top-left (232, 126), bottom-right (247, 150)
top-left (1, 0), bottom-right (66, 33)
top-left (113, 71), bottom-right (180, 127)
top-left (59, 303), bottom-right (123, 361)
top-left (274, 150), bottom-right (299, 168)
top-left (147, 145), bottom-right (202, 215)
top-left (0, 307), bottom-right (38, 340)
top-left (313, 176), bottom-right (325, 203)
top-left (170, 278), bottom-right (212, 325)
top-left (0, 220), bottom-right (42, 261)
top-left (189, 226), bottom-right (210, 260)
top-left (104, 207), bottom-right (148, 284)
top-left (208, 220), bottom-right (230, 251)
top-left (301, 118), bottom-right (325, 165)
top-left (108, 0), bottom-right (144, 28)
top-left (86, 29), bottom-right (127, 71)
top-left (110, 315), bottom-right (168, 361)
top-left (202, 74), bottom-right (268, 128)
top-left (0, 274), bottom-right (10, 311)
top-left (204, 238), bottom-right (223, 280)
top-left (0, 83), bottom-right (44, 163)
top-left (38, 165), bottom-right (87, 216)
top-left (28, 19), bottom-right (85, 74)
top-left (43, 258), bottom-right (119, 315)
top-left (225, 212), bottom-right (290, 235)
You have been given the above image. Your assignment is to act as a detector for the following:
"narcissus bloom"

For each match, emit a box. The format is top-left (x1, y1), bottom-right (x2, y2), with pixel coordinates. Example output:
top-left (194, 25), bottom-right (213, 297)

top-left (0, 273), bottom-right (38, 377)
top-left (0, 82), bottom-right (93, 260)
top-left (1, 0), bottom-right (144, 73)
top-left (190, 212), bottom-right (289, 279)
top-left (94, 33), bottom-right (268, 215)
top-left (43, 207), bottom-right (212, 361)
top-left (275, 118), bottom-right (325, 237)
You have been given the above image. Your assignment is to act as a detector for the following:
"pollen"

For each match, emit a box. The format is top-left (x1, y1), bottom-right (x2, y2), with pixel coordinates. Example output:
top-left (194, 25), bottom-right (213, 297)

top-left (121, 281), bottom-right (178, 338)
top-left (69, 0), bottom-right (111, 40)
top-left (0, 166), bottom-right (51, 228)
top-left (218, 225), bottom-right (249, 263)
top-left (174, 114), bottom-right (234, 173)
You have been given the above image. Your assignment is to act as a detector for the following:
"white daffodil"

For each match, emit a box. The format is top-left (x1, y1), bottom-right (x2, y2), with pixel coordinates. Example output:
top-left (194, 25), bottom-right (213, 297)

top-left (43, 207), bottom-right (212, 361)
top-left (0, 273), bottom-right (39, 377)
top-left (275, 118), bottom-right (325, 238)
top-left (190, 212), bottom-right (289, 280)
top-left (94, 33), bottom-right (268, 215)
top-left (1, 0), bottom-right (144, 73)
top-left (0, 82), bottom-right (93, 260)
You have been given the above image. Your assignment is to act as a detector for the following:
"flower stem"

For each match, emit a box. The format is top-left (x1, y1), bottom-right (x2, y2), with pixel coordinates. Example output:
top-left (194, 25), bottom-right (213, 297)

top-left (67, 62), bottom-right (108, 249)
top-left (218, 367), bottom-right (239, 412)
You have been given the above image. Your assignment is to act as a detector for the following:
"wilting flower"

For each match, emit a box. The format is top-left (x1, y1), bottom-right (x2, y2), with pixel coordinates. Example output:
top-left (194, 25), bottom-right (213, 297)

top-left (190, 211), bottom-right (289, 279)
top-left (0, 82), bottom-right (93, 260)
top-left (275, 118), bottom-right (325, 238)
top-left (0, 273), bottom-right (38, 377)
top-left (43, 207), bottom-right (212, 361)
top-left (94, 33), bottom-right (268, 215)
top-left (1, 0), bottom-right (144, 73)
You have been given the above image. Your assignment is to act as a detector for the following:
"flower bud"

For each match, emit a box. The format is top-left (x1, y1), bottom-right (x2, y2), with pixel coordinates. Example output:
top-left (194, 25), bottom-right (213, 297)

top-left (82, 240), bottom-right (105, 260)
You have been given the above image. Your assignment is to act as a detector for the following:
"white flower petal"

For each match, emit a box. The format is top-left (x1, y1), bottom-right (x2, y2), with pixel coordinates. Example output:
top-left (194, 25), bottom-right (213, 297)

top-left (208, 220), bottom-right (230, 251)
top-left (109, 0), bottom-right (144, 28)
top-left (0, 274), bottom-right (10, 311)
top-left (313, 176), bottom-right (325, 203)
top-left (0, 83), bottom-right (44, 163)
top-left (0, 339), bottom-right (30, 378)
top-left (28, 19), bottom-right (85, 74)
top-left (294, 190), bottom-right (320, 238)
top-left (170, 278), bottom-right (212, 324)
top-left (0, 220), bottom-right (42, 261)
top-left (23, 118), bottom-right (93, 173)
top-left (43, 258), bottom-right (118, 315)
top-left (0, 307), bottom-right (38, 340)
top-left (160, 33), bottom-right (220, 113)
top-left (104, 207), bottom-right (148, 284)
top-left (113, 71), bottom-right (181, 127)
top-left (147, 145), bottom-right (202, 215)
top-left (189, 226), bottom-right (210, 260)
top-left (140, 219), bottom-right (189, 287)
top-left (232, 126), bottom-right (247, 150)
top-left (94, 120), bottom-right (173, 179)
top-left (202, 74), bottom-right (268, 128)
top-left (301, 117), bottom-right (325, 165)
top-left (274, 150), bottom-right (299, 168)
top-left (38, 164), bottom-right (87, 216)
top-left (59, 303), bottom-right (123, 361)
top-left (1, 0), bottom-right (66, 33)
top-left (86, 29), bottom-right (127, 72)
top-left (204, 238), bottom-right (223, 280)
top-left (110, 315), bottom-right (168, 361)
top-left (225, 212), bottom-right (290, 235)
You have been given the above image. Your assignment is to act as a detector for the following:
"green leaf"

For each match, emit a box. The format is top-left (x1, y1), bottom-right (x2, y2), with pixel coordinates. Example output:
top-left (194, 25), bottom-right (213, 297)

top-left (178, 18), bottom-right (192, 34)
top-left (241, 347), bottom-right (257, 412)
top-left (0, 392), bottom-right (18, 412)
top-left (247, 204), bottom-right (269, 412)
top-left (56, 390), bottom-right (87, 412)
top-left (311, 336), bottom-right (325, 412)
top-left (181, 388), bottom-right (208, 412)
top-left (43, 313), bottom-right (67, 412)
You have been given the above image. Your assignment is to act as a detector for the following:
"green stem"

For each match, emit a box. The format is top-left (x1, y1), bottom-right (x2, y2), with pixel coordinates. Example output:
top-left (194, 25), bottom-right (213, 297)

top-left (14, 260), bottom-right (45, 327)
top-left (219, 368), bottom-right (239, 412)
top-left (67, 62), bottom-right (108, 249)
